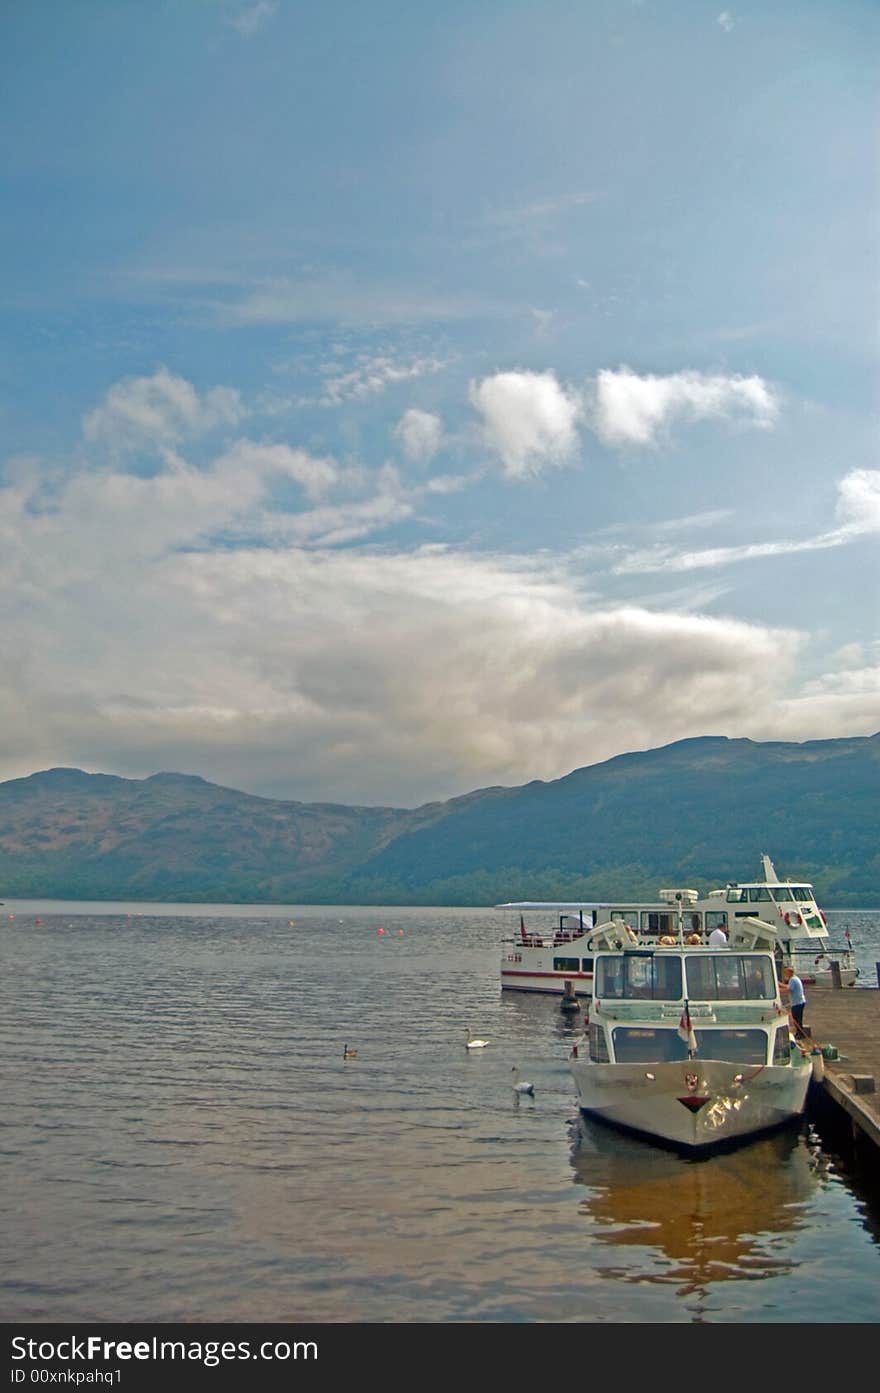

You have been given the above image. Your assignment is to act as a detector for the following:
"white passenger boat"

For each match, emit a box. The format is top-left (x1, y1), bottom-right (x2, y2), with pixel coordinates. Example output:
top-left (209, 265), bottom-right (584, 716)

top-left (568, 895), bottom-right (813, 1152)
top-left (497, 853), bottom-right (856, 997)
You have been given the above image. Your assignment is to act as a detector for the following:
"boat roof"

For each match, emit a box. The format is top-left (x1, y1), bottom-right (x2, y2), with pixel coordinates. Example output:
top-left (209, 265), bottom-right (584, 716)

top-left (730, 881), bottom-right (813, 890)
top-left (496, 901), bottom-right (668, 911)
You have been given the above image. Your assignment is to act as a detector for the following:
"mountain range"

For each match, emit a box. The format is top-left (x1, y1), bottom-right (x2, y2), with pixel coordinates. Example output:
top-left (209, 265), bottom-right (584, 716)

top-left (1, 733), bottom-right (878, 905)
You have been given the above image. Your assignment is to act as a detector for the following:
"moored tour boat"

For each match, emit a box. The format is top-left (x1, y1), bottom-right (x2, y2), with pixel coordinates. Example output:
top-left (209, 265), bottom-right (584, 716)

top-left (568, 894), bottom-right (813, 1152)
top-left (497, 854), bottom-right (856, 997)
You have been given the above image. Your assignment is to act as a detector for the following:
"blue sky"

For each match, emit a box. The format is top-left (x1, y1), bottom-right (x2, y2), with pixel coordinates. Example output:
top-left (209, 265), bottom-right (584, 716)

top-left (1, 0), bottom-right (878, 806)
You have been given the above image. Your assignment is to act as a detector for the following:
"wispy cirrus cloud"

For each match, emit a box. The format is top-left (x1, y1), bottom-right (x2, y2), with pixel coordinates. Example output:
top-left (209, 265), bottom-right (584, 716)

top-left (319, 354), bottom-right (447, 406)
top-left (485, 190), bottom-right (601, 232)
top-left (225, 1), bottom-right (278, 38)
top-left (611, 469), bottom-right (880, 575)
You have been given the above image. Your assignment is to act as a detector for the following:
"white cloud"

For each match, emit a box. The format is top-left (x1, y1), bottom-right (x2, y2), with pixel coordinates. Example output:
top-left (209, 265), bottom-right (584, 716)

top-left (394, 408), bottom-right (445, 463)
top-left (717, 12), bottom-right (735, 34)
top-left (212, 440), bottom-right (338, 502)
top-left (83, 367), bottom-right (244, 454)
top-left (613, 535), bottom-right (841, 576)
top-left (470, 370), bottom-right (582, 478)
top-left (612, 469), bottom-right (880, 574)
top-left (320, 355), bottom-right (446, 406)
top-left (1, 440), bottom-right (877, 805)
top-left (833, 468), bottom-right (880, 537)
top-left (226, 2), bottom-right (278, 37)
top-left (592, 366), bottom-right (778, 447)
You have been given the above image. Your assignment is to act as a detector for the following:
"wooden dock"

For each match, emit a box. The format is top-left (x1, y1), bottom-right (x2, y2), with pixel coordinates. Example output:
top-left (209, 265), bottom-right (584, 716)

top-left (799, 987), bottom-right (880, 1148)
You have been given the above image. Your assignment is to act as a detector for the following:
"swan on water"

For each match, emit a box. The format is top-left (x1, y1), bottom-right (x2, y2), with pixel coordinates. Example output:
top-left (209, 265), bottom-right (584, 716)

top-left (343, 1044), bottom-right (358, 1059)
top-left (464, 1027), bottom-right (489, 1049)
top-left (511, 1066), bottom-right (535, 1096)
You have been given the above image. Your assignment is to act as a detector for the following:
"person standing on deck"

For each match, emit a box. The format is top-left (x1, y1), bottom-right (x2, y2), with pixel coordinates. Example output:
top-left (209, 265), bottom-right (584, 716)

top-left (708, 922), bottom-right (728, 948)
top-left (781, 967), bottom-right (807, 1037)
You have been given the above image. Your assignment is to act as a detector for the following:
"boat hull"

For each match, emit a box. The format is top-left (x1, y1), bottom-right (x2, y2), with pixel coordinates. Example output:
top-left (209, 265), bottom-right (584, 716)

top-left (501, 966), bottom-right (592, 995)
top-left (570, 1056), bottom-right (812, 1152)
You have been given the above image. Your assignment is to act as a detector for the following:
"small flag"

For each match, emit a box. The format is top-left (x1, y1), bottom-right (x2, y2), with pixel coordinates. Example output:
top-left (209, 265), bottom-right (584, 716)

top-left (677, 1001), bottom-right (697, 1053)
top-left (844, 927), bottom-right (852, 946)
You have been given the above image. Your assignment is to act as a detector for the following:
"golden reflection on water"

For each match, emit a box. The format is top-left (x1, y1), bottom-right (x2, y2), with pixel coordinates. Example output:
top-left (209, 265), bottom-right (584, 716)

top-left (569, 1119), bottom-right (824, 1298)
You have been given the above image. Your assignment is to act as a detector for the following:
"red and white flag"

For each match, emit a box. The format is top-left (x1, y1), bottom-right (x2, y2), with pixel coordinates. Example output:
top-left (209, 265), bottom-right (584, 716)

top-left (678, 1001), bottom-right (697, 1053)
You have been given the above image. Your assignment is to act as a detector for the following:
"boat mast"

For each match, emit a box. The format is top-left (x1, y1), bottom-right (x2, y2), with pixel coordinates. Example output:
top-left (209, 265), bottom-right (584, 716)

top-left (761, 853), bottom-right (779, 883)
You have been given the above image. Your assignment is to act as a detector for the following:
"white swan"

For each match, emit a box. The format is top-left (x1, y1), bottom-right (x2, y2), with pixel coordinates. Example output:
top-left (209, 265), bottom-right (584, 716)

top-left (464, 1027), bottom-right (489, 1050)
top-left (511, 1066), bottom-right (535, 1097)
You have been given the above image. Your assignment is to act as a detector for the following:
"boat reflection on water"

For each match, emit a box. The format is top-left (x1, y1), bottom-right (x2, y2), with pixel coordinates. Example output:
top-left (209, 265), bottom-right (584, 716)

top-left (569, 1115), bottom-right (825, 1299)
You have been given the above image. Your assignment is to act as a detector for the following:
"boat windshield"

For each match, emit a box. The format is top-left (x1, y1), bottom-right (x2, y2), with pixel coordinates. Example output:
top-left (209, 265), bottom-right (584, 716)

top-left (727, 884), bottom-right (814, 904)
top-left (595, 953), bottom-right (682, 1001)
top-left (684, 954), bottom-right (775, 1001)
top-left (612, 1027), bottom-right (768, 1065)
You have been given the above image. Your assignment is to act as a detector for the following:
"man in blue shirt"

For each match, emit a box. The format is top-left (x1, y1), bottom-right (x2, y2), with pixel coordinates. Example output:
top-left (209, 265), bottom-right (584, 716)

top-left (782, 967), bottom-right (807, 1037)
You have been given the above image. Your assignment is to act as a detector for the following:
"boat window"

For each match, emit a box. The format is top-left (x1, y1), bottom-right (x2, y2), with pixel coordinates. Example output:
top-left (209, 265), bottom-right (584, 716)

top-left (705, 911), bottom-right (728, 931)
top-left (589, 1024), bottom-right (609, 1063)
top-left (792, 887), bottom-right (813, 902)
top-left (773, 1028), bottom-right (792, 1064)
top-left (693, 1030), bottom-right (767, 1065)
top-left (612, 1028), bottom-right (688, 1063)
top-left (684, 954), bottom-right (775, 1001)
top-left (581, 957), bottom-right (594, 973)
top-left (554, 956), bottom-right (580, 972)
top-left (595, 953), bottom-right (682, 1000)
top-left (611, 911), bottom-right (639, 929)
top-left (726, 888), bottom-right (748, 903)
top-left (771, 887), bottom-right (793, 901)
top-left (748, 887), bottom-right (773, 902)
top-left (640, 911), bottom-right (676, 935)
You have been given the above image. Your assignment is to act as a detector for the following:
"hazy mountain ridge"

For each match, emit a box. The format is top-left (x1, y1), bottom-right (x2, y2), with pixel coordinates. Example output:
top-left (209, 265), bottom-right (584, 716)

top-left (1, 734), bottom-right (878, 904)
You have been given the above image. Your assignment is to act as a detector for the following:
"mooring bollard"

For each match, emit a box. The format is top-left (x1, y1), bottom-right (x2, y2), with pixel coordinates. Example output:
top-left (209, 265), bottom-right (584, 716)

top-left (830, 960), bottom-right (842, 990)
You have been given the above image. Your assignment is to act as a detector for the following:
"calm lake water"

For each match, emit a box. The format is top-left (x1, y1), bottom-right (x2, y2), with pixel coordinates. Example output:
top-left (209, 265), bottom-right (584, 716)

top-left (2, 901), bottom-right (879, 1324)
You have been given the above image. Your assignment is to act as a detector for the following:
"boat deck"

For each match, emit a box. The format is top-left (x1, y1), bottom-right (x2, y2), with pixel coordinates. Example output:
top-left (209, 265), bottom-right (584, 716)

top-left (801, 987), bottom-right (880, 1149)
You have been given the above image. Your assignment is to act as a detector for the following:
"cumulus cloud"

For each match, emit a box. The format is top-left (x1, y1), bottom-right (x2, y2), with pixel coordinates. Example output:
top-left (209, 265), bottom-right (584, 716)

top-left (4, 440), bottom-right (872, 807)
top-left (717, 12), bottom-right (735, 33)
top-left (394, 408), bottom-right (445, 463)
top-left (592, 367), bottom-right (778, 447)
top-left (83, 367), bottom-right (244, 454)
top-left (833, 468), bottom-right (880, 537)
top-left (212, 440), bottom-right (338, 502)
top-left (470, 370), bottom-right (582, 478)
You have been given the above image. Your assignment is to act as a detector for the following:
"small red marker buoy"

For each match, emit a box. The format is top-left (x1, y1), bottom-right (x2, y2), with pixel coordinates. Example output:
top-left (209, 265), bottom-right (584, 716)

top-left (397, 930), bottom-right (404, 935)
top-left (378, 927), bottom-right (385, 935)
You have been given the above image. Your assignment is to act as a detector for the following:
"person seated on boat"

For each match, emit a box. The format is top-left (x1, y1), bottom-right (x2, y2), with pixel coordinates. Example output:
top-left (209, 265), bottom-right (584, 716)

top-left (659, 934), bottom-right (677, 945)
top-left (685, 932), bottom-right (702, 945)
